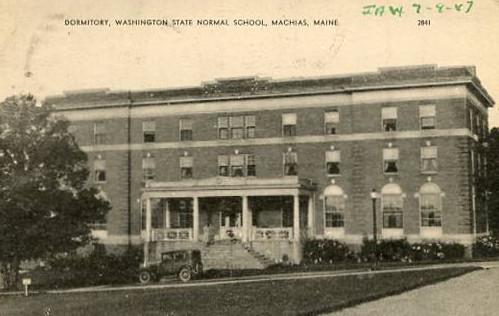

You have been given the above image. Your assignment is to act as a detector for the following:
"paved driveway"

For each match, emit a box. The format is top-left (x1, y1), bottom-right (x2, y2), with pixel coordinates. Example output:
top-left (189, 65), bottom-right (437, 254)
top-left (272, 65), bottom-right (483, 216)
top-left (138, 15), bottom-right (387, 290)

top-left (327, 266), bottom-right (499, 316)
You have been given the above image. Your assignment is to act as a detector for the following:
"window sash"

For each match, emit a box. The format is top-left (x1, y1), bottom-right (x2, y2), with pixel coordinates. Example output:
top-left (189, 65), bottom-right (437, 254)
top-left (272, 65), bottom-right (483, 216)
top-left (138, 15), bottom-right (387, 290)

top-left (283, 125), bottom-right (296, 136)
top-left (142, 121), bottom-right (156, 132)
top-left (218, 117), bottom-right (229, 128)
top-left (325, 122), bottom-right (337, 135)
top-left (180, 119), bottom-right (193, 130)
top-left (326, 150), bottom-right (340, 162)
top-left (324, 111), bottom-right (339, 123)
top-left (230, 154), bottom-right (244, 166)
top-left (94, 159), bottom-right (106, 170)
top-left (284, 152), bottom-right (298, 164)
top-left (94, 170), bottom-right (106, 182)
top-left (421, 146), bottom-right (437, 158)
top-left (419, 105), bottom-right (436, 117)
top-left (421, 117), bottom-right (435, 129)
top-left (179, 156), bottom-right (193, 168)
top-left (229, 116), bottom-right (244, 127)
top-left (142, 157), bottom-right (156, 169)
top-left (180, 129), bottom-right (193, 141)
top-left (421, 158), bottom-right (438, 172)
top-left (282, 113), bottom-right (297, 125)
top-left (383, 148), bottom-right (399, 160)
top-left (381, 107), bottom-right (397, 119)
top-left (218, 155), bottom-right (229, 166)
top-left (94, 122), bottom-right (106, 134)
top-left (245, 115), bottom-right (256, 127)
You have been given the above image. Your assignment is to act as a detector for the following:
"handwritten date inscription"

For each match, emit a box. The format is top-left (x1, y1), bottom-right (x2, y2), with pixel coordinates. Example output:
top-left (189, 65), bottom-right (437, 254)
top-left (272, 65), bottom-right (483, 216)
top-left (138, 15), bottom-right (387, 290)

top-left (362, 1), bottom-right (474, 17)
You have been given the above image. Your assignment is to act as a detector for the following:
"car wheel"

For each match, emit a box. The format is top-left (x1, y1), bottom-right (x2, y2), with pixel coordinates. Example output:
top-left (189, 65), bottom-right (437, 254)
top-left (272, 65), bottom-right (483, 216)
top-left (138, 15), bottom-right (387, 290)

top-left (139, 270), bottom-right (153, 284)
top-left (178, 267), bottom-right (192, 282)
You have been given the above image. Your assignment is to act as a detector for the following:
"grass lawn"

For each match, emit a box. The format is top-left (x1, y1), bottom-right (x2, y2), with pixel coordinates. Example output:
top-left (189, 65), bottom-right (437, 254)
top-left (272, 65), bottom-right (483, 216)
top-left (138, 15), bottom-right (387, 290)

top-left (0, 267), bottom-right (477, 316)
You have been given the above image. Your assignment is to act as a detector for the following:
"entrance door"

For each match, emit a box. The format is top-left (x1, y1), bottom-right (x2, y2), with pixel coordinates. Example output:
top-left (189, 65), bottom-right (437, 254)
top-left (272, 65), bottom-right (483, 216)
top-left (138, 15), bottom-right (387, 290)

top-left (219, 211), bottom-right (242, 239)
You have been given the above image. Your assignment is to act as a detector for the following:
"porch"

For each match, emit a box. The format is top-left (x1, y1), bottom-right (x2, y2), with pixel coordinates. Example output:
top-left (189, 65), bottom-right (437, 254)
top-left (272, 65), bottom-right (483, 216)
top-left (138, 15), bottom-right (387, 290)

top-left (141, 176), bottom-right (316, 265)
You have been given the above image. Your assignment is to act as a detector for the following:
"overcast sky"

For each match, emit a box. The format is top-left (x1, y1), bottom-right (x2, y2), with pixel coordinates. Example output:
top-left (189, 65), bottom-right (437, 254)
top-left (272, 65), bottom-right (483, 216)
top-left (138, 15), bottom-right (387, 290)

top-left (1, 0), bottom-right (498, 126)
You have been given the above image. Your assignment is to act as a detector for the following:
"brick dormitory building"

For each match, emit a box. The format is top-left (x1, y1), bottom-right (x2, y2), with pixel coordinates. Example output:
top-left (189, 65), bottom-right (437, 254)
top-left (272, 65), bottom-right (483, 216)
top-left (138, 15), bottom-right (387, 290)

top-left (46, 65), bottom-right (494, 266)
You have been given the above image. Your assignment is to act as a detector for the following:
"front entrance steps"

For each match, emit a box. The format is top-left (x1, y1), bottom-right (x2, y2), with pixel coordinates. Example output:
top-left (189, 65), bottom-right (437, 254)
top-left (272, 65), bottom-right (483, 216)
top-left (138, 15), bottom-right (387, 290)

top-left (201, 240), bottom-right (275, 270)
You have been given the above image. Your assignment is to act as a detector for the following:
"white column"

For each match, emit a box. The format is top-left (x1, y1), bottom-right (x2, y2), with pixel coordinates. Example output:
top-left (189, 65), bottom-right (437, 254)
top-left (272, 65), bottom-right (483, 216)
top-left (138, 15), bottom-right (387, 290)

top-left (242, 196), bottom-right (249, 242)
top-left (164, 199), bottom-right (170, 229)
top-left (307, 194), bottom-right (315, 237)
top-left (193, 197), bottom-right (199, 241)
top-left (293, 194), bottom-right (300, 241)
top-left (144, 198), bottom-right (152, 266)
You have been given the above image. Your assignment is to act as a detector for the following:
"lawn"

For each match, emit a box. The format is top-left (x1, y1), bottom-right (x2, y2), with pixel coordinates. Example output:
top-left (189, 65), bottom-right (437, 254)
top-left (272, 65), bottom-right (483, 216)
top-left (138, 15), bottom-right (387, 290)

top-left (0, 267), bottom-right (476, 316)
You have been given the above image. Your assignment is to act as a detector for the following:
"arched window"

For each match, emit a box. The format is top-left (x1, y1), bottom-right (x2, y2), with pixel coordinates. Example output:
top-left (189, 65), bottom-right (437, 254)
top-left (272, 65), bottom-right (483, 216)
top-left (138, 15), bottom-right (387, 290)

top-left (419, 183), bottom-right (442, 227)
top-left (381, 183), bottom-right (403, 229)
top-left (324, 185), bottom-right (345, 228)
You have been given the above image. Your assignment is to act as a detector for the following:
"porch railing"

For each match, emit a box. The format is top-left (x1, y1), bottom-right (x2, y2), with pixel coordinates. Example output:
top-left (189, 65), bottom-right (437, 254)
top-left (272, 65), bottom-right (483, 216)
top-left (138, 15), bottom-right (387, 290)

top-left (151, 228), bottom-right (193, 241)
top-left (253, 227), bottom-right (293, 241)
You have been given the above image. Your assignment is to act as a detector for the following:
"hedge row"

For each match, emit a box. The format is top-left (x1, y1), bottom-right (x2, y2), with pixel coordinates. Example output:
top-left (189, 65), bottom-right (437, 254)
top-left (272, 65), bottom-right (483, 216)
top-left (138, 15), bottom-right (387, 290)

top-left (303, 238), bottom-right (467, 264)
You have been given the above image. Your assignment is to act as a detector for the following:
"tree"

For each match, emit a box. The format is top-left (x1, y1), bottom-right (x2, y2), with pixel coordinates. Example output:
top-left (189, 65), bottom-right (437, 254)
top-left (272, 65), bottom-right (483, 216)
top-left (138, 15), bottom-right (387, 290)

top-left (486, 127), bottom-right (499, 239)
top-left (0, 94), bottom-right (110, 289)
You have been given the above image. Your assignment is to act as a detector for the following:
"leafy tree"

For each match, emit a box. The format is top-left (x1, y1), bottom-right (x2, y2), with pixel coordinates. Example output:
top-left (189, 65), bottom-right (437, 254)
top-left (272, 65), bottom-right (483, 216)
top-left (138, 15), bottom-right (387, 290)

top-left (486, 127), bottom-right (499, 239)
top-left (0, 94), bottom-right (110, 289)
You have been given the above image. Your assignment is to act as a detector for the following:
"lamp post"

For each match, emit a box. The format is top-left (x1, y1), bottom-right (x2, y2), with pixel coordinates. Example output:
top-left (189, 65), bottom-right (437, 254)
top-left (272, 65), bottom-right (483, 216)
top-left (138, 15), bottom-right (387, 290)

top-left (370, 189), bottom-right (378, 268)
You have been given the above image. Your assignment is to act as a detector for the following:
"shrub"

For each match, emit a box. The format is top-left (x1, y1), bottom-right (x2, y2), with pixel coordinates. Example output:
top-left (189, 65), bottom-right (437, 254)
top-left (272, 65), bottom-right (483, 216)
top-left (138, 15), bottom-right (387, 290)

top-left (360, 238), bottom-right (411, 262)
top-left (473, 235), bottom-right (499, 258)
top-left (44, 246), bottom-right (143, 288)
top-left (409, 242), bottom-right (464, 261)
top-left (303, 239), bottom-right (355, 264)
top-left (360, 239), bottom-right (465, 263)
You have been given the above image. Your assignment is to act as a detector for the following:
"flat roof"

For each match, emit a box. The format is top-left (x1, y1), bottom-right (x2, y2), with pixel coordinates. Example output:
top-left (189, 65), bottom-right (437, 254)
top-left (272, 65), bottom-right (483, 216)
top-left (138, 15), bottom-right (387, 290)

top-left (45, 65), bottom-right (495, 110)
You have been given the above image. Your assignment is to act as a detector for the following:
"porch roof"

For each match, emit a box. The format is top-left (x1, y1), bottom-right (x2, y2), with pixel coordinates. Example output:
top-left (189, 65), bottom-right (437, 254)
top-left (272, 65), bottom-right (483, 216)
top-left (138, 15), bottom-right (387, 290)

top-left (141, 176), bottom-right (316, 198)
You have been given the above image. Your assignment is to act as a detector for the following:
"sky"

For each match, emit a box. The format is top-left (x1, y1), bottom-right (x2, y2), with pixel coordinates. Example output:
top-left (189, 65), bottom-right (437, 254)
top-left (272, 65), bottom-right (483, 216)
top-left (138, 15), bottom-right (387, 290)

top-left (1, 0), bottom-right (498, 126)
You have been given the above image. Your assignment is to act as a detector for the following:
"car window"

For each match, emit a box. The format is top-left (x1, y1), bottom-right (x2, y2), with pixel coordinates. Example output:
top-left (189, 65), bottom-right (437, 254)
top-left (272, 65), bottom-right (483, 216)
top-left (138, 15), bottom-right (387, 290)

top-left (174, 252), bottom-right (186, 261)
top-left (162, 253), bottom-right (174, 262)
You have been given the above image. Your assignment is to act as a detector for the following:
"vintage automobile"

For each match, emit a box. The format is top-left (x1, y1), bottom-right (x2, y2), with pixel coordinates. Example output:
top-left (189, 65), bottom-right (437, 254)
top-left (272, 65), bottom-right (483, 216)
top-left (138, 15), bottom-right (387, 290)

top-left (139, 249), bottom-right (203, 283)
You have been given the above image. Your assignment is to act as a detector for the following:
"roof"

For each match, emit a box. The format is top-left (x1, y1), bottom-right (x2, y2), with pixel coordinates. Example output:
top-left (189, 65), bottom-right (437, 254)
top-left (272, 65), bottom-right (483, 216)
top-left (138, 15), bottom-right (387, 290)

top-left (44, 65), bottom-right (495, 110)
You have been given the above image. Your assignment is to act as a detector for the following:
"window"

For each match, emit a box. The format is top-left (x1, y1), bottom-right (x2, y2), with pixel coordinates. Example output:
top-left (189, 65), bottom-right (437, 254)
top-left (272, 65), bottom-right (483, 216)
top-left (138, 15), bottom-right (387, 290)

top-left (246, 154), bottom-right (256, 176)
top-left (94, 158), bottom-right (106, 183)
top-left (419, 105), bottom-right (436, 130)
top-left (169, 199), bottom-right (193, 229)
top-left (421, 146), bottom-right (438, 173)
top-left (218, 117), bottom-right (229, 139)
top-left (180, 156), bottom-right (193, 179)
top-left (245, 115), bottom-right (256, 138)
top-left (282, 113), bottom-right (297, 137)
top-left (324, 111), bottom-right (339, 135)
top-left (142, 155), bottom-right (155, 181)
top-left (179, 119), bottom-right (193, 141)
top-left (229, 116), bottom-right (244, 139)
top-left (218, 115), bottom-right (256, 139)
top-left (325, 195), bottom-right (345, 228)
top-left (230, 154), bottom-right (245, 177)
top-left (420, 183), bottom-right (442, 227)
top-left (326, 150), bottom-right (340, 176)
top-left (383, 147), bottom-right (399, 174)
top-left (283, 151), bottom-right (298, 176)
top-left (381, 184), bottom-right (403, 229)
top-left (94, 122), bottom-right (106, 145)
top-left (382, 107), bottom-right (397, 132)
top-left (143, 121), bottom-right (156, 143)
top-left (218, 154), bottom-right (255, 177)
top-left (218, 155), bottom-right (229, 176)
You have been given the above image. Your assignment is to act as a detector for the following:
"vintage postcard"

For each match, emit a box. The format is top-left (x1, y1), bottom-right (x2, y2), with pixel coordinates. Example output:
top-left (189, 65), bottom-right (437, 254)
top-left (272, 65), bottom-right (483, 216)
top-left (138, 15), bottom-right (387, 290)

top-left (0, 0), bottom-right (498, 315)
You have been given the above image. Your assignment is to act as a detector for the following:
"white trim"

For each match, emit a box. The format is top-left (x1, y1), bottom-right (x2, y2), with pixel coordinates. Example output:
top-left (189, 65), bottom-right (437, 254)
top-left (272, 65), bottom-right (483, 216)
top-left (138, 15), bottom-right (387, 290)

top-left (80, 128), bottom-right (475, 153)
top-left (420, 227), bottom-right (443, 238)
top-left (324, 228), bottom-right (345, 238)
top-left (381, 228), bottom-right (404, 238)
top-left (55, 85), bottom-right (469, 121)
